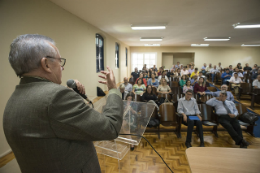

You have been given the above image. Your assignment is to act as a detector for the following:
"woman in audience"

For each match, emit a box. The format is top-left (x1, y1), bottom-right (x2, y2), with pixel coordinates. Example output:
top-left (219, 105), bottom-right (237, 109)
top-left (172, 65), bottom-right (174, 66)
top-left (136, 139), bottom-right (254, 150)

top-left (194, 77), bottom-right (207, 98)
top-left (236, 63), bottom-right (243, 71)
top-left (179, 75), bottom-right (187, 88)
top-left (183, 80), bottom-right (193, 93)
top-left (158, 71), bottom-right (169, 82)
top-left (157, 67), bottom-right (163, 76)
top-left (147, 73), bottom-right (159, 88)
top-left (133, 78), bottom-right (146, 96)
top-left (157, 78), bottom-right (172, 94)
top-left (181, 66), bottom-right (189, 76)
top-left (135, 73), bottom-right (147, 86)
top-left (141, 85), bottom-right (158, 102)
top-left (174, 68), bottom-right (182, 78)
top-left (142, 70), bottom-right (148, 79)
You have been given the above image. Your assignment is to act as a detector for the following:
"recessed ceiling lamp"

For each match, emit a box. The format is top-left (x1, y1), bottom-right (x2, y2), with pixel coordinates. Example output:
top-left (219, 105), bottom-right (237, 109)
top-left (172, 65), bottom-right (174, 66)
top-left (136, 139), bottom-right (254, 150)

top-left (191, 44), bottom-right (209, 47)
top-left (140, 37), bottom-right (163, 41)
top-left (131, 25), bottom-right (166, 30)
top-left (233, 23), bottom-right (260, 29)
top-left (241, 44), bottom-right (260, 47)
top-left (144, 44), bottom-right (161, 46)
top-left (204, 37), bottom-right (231, 41)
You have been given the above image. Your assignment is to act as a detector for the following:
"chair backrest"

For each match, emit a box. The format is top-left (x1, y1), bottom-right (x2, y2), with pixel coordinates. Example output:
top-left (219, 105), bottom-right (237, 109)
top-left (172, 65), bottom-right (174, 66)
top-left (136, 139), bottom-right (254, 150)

top-left (170, 81), bottom-right (179, 87)
top-left (240, 83), bottom-right (252, 94)
top-left (207, 87), bottom-right (217, 92)
top-left (171, 86), bottom-right (181, 95)
top-left (158, 93), bottom-right (172, 102)
top-left (159, 103), bottom-right (177, 126)
top-left (152, 87), bottom-right (157, 95)
top-left (200, 95), bottom-right (213, 103)
top-left (133, 94), bottom-right (142, 102)
top-left (235, 103), bottom-right (247, 117)
top-left (198, 104), bottom-right (214, 121)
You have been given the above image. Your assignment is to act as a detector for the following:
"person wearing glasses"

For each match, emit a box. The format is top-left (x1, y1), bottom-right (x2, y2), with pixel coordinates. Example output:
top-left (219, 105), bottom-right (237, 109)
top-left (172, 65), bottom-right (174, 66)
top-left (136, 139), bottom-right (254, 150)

top-left (3, 34), bottom-right (123, 173)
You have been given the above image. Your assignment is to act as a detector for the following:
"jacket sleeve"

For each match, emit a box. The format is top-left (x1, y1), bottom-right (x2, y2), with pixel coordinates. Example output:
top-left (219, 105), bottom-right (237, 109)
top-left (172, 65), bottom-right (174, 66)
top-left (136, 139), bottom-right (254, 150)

top-left (48, 88), bottom-right (123, 141)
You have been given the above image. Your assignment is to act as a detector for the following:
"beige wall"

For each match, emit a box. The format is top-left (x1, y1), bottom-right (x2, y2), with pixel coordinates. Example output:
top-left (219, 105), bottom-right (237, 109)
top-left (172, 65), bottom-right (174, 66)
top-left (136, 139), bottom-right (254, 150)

top-left (130, 47), bottom-right (260, 70)
top-left (162, 54), bottom-right (173, 69)
top-left (0, 0), bottom-right (130, 156)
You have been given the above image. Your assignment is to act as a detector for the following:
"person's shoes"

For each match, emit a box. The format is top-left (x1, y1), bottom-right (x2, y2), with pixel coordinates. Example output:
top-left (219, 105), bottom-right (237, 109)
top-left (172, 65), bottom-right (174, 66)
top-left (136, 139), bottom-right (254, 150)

top-left (240, 139), bottom-right (248, 148)
top-left (185, 142), bottom-right (192, 148)
top-left (130, 146), bottom-right (135, 151)
top-left (200, 142), bottom-right (205, 147)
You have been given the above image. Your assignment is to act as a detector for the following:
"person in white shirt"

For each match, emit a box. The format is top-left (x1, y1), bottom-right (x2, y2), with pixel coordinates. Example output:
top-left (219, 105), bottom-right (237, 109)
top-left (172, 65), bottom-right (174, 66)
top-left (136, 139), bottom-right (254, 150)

top-left (230, 73), bottom-right (244, 94)
top-left (217, 62), bottom-right (222, 71)
top-left (181, 66), bottom-right (189, 76)
top-left (253, 75), bottom-right (260, 89)
top-left (175, 62), bottom-right (180, 69)
top-left (158, 71), bottom-right (169, 82)
top-left (209, 65), bottom-right (219, 85)
top-left (232, 68), bottom-right (243, 79)
top-left (205, 63), bottom-right (212, 72)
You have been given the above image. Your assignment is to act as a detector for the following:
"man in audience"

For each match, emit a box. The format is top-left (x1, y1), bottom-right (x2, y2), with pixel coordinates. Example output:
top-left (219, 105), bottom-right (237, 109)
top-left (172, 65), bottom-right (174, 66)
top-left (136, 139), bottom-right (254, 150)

top-left (181, 66), bottom-right (189, 76)
top-left (229, 65), bottom-right (234, 73)
top-left (170, 64), bottom-right (175, 71)
top-left (253, 75), bottom-right (260, 89)
top-left (206, 84), bottom-right (235, 102)
top-left (217, 62), bottom-right (222, 71)
top-left (201, 63), bottom-right (207, 75)
top-left (190, 75), bottom-right (198, 86)
top-left (119, 84), bottom-right (127, 100)
top-left (252, 69), bottom-right (260, 81)
top-left (251, 66), bottom-right (259, 75)
top-left (206, 91), bottom-right (249, 148)
top-left (131, 67), bottom-right (139, 81)
top-left (178, 89), bottom-right (204, 148)
top-left (167, 69), bottom-right (175, 78)
top-left (175, 62), bottom-right (180, 69)
top-left (205, 63), bottom-right (212, 73)
top-left (190, 68), bottom-right (199, 78)
top-left (233, 67), bottom-right (243, 79)
top-left (243, 63), bottom-right (252, 71)
top-left (221, 69), bottom-right (232, 84)
top-left (230, 72), bottom-right (243, 95)
top-left (152, 65), bottom-right (158, 72)
top-left (135, 73), bottom-right (147, 86)
top-left (122, 77), bottom-right (133, 94)
top-left (198, 71), bottom-right (206, 79)
top-left (158, 71), bottom-right (169, 82)
top-left (189, 65), bottom-right (195, 74)
top-left (209, 65), bottom-right (219, 85)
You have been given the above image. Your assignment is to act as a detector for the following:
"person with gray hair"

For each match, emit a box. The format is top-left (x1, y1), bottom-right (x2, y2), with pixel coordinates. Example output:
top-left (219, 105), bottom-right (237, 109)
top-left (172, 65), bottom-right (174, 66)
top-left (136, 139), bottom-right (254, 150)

top-left (177, 89), bottom-right (204, 148)
top-left (206, 90), bottom-right (248, 148)
top-left (118, 77), bottom-right (132, 94)
top-left (205, 84), bottom-right (235, 102)
top-left (4, 34), bottom-right (124, 173)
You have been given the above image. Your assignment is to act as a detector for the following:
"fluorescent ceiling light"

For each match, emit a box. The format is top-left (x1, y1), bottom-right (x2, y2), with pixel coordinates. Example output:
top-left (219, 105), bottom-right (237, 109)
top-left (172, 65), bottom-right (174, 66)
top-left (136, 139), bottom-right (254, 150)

top-left (241, 44), bottom-right (260, 47)
top-left (204, 37), bottom-right (231, 41)
top-left (191, 44), bottom-right (209, 47)
top-left (233, 23), bottom-right (260, 29)
top-left (140, 37), bottom-right (163, 41)
top-left (131, 25), bottom-right (166, 30)
top-left (144, 44), bottom-right (160, 46)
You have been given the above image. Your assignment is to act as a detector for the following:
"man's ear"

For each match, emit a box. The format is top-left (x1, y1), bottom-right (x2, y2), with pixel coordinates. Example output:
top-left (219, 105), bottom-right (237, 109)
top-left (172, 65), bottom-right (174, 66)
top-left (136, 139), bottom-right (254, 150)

top-left (41, 57), bottom-right (52, 73)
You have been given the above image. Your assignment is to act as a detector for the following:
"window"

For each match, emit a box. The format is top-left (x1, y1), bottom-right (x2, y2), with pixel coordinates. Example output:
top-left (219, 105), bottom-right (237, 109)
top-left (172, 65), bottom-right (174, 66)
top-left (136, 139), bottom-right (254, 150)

top-left (131, 53), bottom-right (157, 72)
top-left (126, 48), bottom-right (128, 67)
top-left (115, 43), bottom-right (119, 68)
top-left (96, 34), bottom-right (104, 72)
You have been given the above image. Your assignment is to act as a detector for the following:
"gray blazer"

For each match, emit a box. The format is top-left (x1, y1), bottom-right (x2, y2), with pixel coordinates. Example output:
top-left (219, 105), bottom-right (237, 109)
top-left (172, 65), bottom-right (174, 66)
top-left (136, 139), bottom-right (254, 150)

top-left (3, 77), bottom-right (123, 173)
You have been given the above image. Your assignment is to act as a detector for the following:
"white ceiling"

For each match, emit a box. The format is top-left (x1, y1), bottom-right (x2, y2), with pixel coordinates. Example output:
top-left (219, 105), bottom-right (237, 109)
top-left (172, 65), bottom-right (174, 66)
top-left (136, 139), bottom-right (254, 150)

top-left (50, 0), bottom-right (260, 47)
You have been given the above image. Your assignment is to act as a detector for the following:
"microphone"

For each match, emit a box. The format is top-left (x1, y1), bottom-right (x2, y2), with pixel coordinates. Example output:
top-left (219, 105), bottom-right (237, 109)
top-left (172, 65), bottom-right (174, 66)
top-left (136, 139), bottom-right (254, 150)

top-left (66, 79), bottom-right (92, 104)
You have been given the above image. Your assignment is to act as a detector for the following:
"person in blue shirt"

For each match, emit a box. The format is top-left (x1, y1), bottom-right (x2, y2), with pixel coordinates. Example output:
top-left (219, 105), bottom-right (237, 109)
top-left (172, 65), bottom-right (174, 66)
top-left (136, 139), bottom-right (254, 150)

top-left (251, 69), bottom-right (260, 81)
top-left (221, 69), bottom-right (232, 84)
top-left (201, 63), bottom-right (207, 75)
top-left (206, 91), bottom-right (249, 148)
top-left (205, 84), bottom-right (235, 102)
top-left (147, 73), bottom-right (159, 88)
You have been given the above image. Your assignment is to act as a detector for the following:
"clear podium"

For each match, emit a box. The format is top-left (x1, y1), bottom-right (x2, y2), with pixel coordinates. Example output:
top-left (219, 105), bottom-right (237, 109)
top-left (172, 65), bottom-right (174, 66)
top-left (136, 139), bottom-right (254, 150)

top-left (93, 97), bottom-right (155, 172)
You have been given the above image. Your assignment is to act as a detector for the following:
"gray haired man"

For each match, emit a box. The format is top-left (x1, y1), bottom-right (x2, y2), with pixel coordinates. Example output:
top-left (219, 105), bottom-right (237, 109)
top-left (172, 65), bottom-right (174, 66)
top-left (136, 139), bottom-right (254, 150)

top-left (205, 84), bottom-right (235, 102)
top-left (4, 34), bottom-right (123, 173)
top-left (206, 91), bottom-right (248, 148)
top-left (177, 89), bottom-right (204, 148)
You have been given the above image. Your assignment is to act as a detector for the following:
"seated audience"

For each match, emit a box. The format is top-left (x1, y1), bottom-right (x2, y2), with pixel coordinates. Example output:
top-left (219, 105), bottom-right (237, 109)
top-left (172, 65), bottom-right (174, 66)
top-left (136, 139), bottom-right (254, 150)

top-left (217, 62), bottom-right (222, 71)
top-left (228, 65), bottom-right (234, 73)
top-left (175, 62), bottom-right (180, 69)
top-left (147, 73), bottom-right (159, 88)
top-left (119, 84), bottom-right (127, 100)
top-left (152, 65), bottom-right (158, 72)
top-left (251, 64), bottom-right (258, 74)
top-left (236, 63), bottom-right (243, 70)
top-left (221, 69), bottom-right (232, 84)
top-left (187, 64), bottom-right (191, 70)
top-left (133, 78), bottom-right (146, 95)
top-left (142, 70), bottom-right (148, 79)
top-left (180, 64), bottom-right (183, 69)
top-left (198, 71), bottom-right (206, 79)
top-left (190, 75), bottom-right (198, 86)
top-left (181, 66), bottom-right (189, 76)
top-left (194, 77), bottom-right (207, 97)
top-left (201, 63), bottom-right (207, 75)
top-left (174, 68), bottom-right (182, 78)
top-left (178, 89), bottom-right (204, 148)
top-left (157, 67), bottom-right (163, 76)
top-left (167, 69), bottom-right (175, 78)
top-left (188, 65), bottom-right (195, 74)
top-left (157, 78), bottom-right (172, 94)
top-left (206, 84), bottom-right (235, 102)
top-left (253, 75), bottom-right (260, 89)
top-left (135, 73), bottom-right (147, 86)
top-left (179, 75), bottom-right (187, 88)
top-left (243, 63), bottom-right (252, 71)
top-left (170, 64), bottom-right (175, 71)
top-left (252, 69), bottom-right (260, 81)
top-left (142, 64), bottom-right (147, 71)
top-left (119, 77), bottom-right (133, 95)
top-left (141, 85), bottom-right (158, 102)
top-left (230, 72), bottom-right (243, 94)
top-left (183, 80), bottom-right (193, 93)
top-left (131, 67), bottom-right (139, 81)
top-left (232, 68), bottom-right (243, 79)
top-left (209, 65), bottom-right (219, 85)
top-left (190, 68), bottom-right (199, 78)
top-left (158, 71), bottom-right (169, 82)
top-left (206, 91), bottom-right (249, 148)
top-left (205, 63), bottom-right (212, 73)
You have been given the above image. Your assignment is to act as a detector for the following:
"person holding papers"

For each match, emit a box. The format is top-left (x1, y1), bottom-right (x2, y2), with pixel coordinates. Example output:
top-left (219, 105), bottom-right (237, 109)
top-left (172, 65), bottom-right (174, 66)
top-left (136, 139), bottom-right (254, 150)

top-left (177, 89), bottom-right (204, 148)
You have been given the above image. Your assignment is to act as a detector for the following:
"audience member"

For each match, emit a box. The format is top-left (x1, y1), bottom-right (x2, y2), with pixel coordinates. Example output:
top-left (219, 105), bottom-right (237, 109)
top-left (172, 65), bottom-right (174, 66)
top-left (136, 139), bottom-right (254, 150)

top-left (141, 85), bottom-right (158, 102)
top-left (217, 62), bottom-right (222, 71)
top-left (167, 69), bottom-right (175, 78)
top-left (179, 75), bottom-right (187, 88)
top-left (188, 65), bottom-right (195, 74)
top-left (201, 63), bottom-right (207, 75)
top-left (190, 68), bottom-right (199, 78)
top-left (251, 69), bottom-right (260, 81)
top-left (157, 78), bottom-right (171, 94)
top-left (190, 75), bottom-right (198, 86)
top-left (180, 64), bottom-right (183, 69)
top-left (178, 89), bottom-right (204, 148)
top-left (142, 70), bottom-right (148, 79)
top-left (253, 75), bottom-right (260, 89)
top-left (251, 65), bottom-right (259, 75)
top-left (205, 63), bottom-right (212, 72)
top-left (228, 65), bottom-right (234, 73)
top-left (210, 65), bottom-right (219, 85)
top-left (121, 77), bottom-right (133, 94)
top-left (187, 64), bottom-right (191, 70)
top-left (198, 71), bottom-right (206, 79)
top-left (194, 77), bottom-right (207, 97)
top-left (135, 73), bottom-right (147, 86)
top-left (132, 78), bottom-right (146, 95)
top-left (174, 68), bottom-right (182, 78)
top-left (142, 64), bottom-right (147, 71)
top-left (243, 63), bottom-right (252, 71)
top-left (152, 65), bottom-right (158, 72)
top-left (205, 84), bottom-right (235, 102)
top-left (119, 84), bottom-right (127, 100)
top-left (147, 73), bottom-right (159, 88)
top-left (206, 91), bottom-right (249, 148)
top-left (236, 63), bottom-right (243, 70)
top-left (183, 80), bottom-right (193, 94)
top-left (157, 67), bottom-right (163, 76)
top-left (170, 64), bottom-right (175, 71)
top-left (181, 66), bottom-right (189, 76)
top-left (175, 62), bottom-right (180, 69)
top-left (158, 71), bottom-right (169, 82)
top-left (131, 67), bottom-right (139, 81)
top-left (232, 68), bottom-right (243, 79)
top-left (221, 69), bottom-right (232, 84)
top-left (230, 72), bottom-right (243, 95)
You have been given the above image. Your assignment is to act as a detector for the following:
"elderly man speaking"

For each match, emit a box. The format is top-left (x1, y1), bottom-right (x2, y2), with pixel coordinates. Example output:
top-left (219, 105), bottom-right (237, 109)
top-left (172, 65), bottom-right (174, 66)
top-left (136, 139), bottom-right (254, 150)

top-left (3, 34), bottom-right (123, 173)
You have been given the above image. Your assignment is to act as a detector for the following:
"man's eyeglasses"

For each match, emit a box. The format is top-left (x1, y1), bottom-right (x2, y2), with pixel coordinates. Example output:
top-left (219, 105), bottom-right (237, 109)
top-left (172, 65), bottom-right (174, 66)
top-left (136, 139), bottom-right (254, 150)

top-left (46, 56), bottom-right (66, 67)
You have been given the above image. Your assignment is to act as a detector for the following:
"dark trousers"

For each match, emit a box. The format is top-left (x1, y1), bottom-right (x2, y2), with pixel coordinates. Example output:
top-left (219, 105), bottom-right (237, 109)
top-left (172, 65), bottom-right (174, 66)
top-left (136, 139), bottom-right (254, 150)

top-left (218, 115), bottom-right (243, 144)
top-left (182, 116), bottom-right (204, 143)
